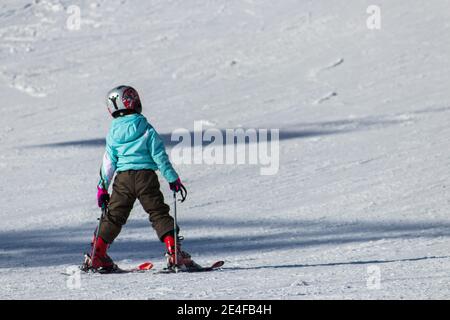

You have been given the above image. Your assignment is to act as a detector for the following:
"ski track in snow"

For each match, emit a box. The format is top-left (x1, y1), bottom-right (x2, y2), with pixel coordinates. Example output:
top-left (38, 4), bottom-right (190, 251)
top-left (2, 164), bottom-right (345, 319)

top-left (1, 0), bottom-right (450, 299)
top-left (308, 58), bottom-right (344, 105)
top-left (314, 91), bottom-right (338, 105)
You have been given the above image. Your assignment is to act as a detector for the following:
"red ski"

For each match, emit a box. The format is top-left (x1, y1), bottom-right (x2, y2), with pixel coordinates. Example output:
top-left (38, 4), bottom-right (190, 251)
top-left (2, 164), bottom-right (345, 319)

top-left (105, 261), bottom-right (154, 274)
top-left (158, 260), bottom-right (225, 274)
top-left (80, 254), bottom-right (154, 274)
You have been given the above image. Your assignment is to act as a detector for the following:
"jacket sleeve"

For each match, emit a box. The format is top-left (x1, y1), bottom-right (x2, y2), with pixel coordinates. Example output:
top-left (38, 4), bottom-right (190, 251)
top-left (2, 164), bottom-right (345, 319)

top-left (147, 127), bottom-right (179, 183)
top-left (98, 136), bottom-right (118, 190)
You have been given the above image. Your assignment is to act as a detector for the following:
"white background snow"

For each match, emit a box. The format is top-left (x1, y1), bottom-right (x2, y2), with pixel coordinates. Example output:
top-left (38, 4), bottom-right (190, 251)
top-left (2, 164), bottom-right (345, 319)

top-left (1, 0), bottom-right (450, 299)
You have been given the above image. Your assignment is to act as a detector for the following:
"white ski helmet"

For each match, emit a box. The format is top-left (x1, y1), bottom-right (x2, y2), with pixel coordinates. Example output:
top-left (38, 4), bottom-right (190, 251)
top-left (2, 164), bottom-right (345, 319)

top-left (106, 85), bottom-right (142, 118)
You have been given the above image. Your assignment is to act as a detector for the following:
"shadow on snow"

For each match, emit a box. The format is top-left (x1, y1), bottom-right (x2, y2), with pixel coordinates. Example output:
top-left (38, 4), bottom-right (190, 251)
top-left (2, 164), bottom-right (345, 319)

top-left (1, 217), bottom-right (450, 269)
top-left (25, 114), bottom-right (409, 149)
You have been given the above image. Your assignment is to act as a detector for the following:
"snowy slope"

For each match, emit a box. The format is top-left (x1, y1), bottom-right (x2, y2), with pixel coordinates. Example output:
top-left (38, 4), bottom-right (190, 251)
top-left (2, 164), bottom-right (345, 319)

top-left (1, 0), bottom-right (450, 299)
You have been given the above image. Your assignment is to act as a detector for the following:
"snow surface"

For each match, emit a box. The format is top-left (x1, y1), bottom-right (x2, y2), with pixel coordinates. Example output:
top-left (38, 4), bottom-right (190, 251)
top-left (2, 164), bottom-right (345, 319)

top-left (1, 0), bottom-right (450, 299)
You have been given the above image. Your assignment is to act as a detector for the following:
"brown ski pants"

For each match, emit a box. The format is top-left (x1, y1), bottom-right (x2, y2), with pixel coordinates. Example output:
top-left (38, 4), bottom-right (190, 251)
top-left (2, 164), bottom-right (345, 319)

top-left (98, 170), bottom-right (177, 243)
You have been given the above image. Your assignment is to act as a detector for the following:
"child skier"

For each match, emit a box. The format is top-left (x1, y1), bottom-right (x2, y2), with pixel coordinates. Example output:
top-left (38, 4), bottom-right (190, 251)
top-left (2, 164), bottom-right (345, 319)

top-left (87, 85), bottom-right (198, 272)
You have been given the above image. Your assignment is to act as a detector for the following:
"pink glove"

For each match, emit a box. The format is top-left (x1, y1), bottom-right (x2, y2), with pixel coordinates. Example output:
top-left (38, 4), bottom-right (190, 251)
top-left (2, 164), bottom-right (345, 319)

top-left (97, 187), bottom-right (110, 208)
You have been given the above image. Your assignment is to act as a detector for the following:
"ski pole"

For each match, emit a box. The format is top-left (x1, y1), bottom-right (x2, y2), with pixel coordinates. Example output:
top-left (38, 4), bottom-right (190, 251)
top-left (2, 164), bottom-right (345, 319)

top-left (173, 191), bottom-right (178, 272)
top-left (90, 205), bottom-right (106, 267)
top-left (90, 171), bottom-right (109, 268)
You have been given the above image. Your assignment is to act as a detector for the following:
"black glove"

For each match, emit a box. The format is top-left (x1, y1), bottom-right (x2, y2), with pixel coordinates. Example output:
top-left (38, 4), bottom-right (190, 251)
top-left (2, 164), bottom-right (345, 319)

top-left (169, 178), bottom-right (187, 202)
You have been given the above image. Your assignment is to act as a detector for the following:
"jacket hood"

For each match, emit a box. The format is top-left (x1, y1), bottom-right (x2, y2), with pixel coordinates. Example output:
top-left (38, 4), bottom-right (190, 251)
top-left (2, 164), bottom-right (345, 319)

top-left (110, 114), bottom-right (149, 144)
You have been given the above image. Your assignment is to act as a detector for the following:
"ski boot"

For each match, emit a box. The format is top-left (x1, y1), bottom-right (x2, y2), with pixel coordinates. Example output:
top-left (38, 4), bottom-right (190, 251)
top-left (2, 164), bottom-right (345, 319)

top-left (164, 235), bottom-right (202, 272)
top-left (81, 236), bottom-right (117, 273)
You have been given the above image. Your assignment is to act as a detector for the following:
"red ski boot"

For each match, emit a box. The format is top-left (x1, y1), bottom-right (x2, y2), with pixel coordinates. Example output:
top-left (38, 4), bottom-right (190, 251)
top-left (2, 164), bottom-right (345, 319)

top-left (86, 236), bottom-right (116, 272)
top-left (164, 235), bottom-right (201, 272)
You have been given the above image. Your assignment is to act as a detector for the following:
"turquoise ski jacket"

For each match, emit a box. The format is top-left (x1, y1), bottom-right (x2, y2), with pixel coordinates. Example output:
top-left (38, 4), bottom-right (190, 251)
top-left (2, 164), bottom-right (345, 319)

top-left (98, 114), bottom-right (179, 189)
